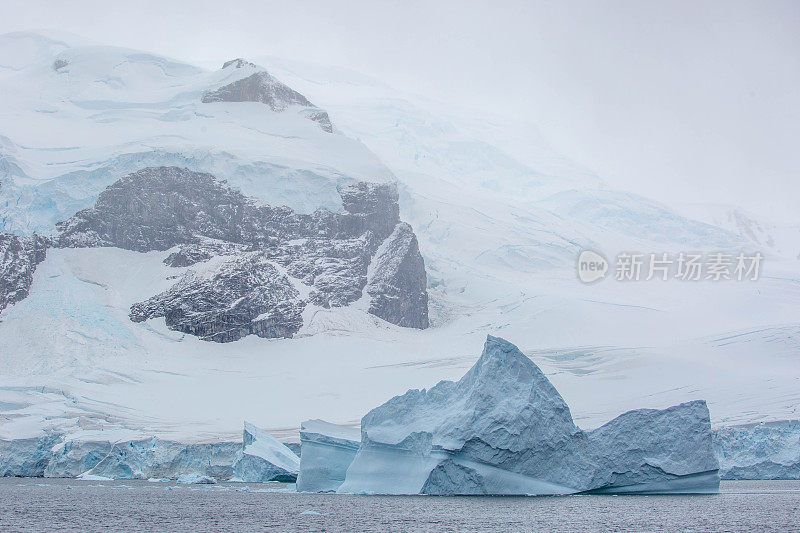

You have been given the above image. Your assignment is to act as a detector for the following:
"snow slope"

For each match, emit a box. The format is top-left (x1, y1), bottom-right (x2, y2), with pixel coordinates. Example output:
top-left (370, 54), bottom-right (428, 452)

top-left (0, 32), bottom-right (392, 235)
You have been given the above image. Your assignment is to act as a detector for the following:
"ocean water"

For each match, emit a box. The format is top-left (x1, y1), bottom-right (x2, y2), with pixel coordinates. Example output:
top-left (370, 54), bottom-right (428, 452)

top-left (0, 478), bottom-right (798, 532)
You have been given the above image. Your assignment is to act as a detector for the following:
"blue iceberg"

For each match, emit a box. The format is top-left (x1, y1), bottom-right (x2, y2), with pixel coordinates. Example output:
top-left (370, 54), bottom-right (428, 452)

top-left (338, 336), bottom-right (719, 495)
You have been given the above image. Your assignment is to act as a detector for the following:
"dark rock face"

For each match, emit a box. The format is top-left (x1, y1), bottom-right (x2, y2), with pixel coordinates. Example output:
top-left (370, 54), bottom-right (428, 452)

top-left (221, 58), bottom-right (257, 70)
top-left (202, 71), bottom-right (313, 111)
top-left (202, 61), bottom-right (334, 133)
top-left (56, 167), bottom-right (249, 251)
top-left (130, 253), bottom-right (305, 343)
top-left (0, 233), bottom-right (48, 313)
top-left (366, 223), bottom-right (429, 329)
top-left (57, 167), bottom-right (428, 341)
top-left (302, 109), bottom-right (334, 134)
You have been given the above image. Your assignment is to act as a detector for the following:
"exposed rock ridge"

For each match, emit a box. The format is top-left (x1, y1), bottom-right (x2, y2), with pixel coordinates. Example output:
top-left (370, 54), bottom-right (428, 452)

top-left (203, 59), bottom-right (334, 133)
top-left (56, 167), bottom-right (428, 341)
top-left (0, 233), bottom-right (48, 313)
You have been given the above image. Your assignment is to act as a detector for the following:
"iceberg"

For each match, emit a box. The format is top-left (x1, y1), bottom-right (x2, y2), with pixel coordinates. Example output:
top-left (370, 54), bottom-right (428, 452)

top-left (177, 473), bottom-right (216, 484)
top-left (232, 422), bottom-right (300, 482)
top-left (296, 419), bottom-right (361, 493)
top-left (339, 336), bottom-right (719, 495)
top-left (585, 401), bottom-right (719, 494)
top-left (714, 420), bottom-right (800, 480)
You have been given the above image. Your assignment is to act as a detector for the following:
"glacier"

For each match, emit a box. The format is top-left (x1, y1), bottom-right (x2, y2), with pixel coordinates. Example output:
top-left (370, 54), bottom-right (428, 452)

top-left (296, 419), bottom-right (361, 493)
top-left (2, 424), bottom-right (302, 482)
top-left (232, 422), bottom-right (300, 482)
top-left (1, 436), bottom-right (241, 480)
top-left (339, 336), bottom-right (719, 495)
top-left (66, 438), bottom-right (241, 481)
top-left (0, 434), bottom-right (61, 477)
top-left (714, 420), bottom-right (800, 480)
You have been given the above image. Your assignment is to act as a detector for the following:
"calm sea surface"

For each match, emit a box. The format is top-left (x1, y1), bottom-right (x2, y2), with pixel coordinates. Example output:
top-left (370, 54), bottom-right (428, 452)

top-left (0, 478), bottom-right (798, 532)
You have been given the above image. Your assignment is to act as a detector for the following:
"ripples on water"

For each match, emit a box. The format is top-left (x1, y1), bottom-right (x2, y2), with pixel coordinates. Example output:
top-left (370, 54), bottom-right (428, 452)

top-left (1, 479), bottom-right (799, 532)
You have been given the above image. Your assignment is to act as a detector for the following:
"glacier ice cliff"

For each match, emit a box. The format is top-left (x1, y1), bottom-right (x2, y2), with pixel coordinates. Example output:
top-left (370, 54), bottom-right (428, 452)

top-left (232, 422), bottom-right (300, 482)
top-left (0, 434), bottom-right (61, 477)
top-left (2, 435), bottom-right (240, 480)
top-left (714, 420), bottom-right (800, 480)
top-left (338, 336), bottom-right (719, 495)
top-left (69, 439), bottom-right (241, 481)
top-left (296, 419), bottom-right (361, 493)
top-left (2, 424), bottom-right (302, 482)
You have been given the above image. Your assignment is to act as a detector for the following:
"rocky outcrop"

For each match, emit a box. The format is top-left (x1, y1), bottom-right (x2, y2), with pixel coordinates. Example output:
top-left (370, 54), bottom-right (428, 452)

top-left (57, 167), bottom-right (428, 341)
top-left (366, 223), bottom-right (429, 328)
top-left (130, 253), bottom-right (305, 342)
top-left (714, 420), bottom-right (800, 480)
top-left (338, 336), bottom-right (719, 495)
top-left (0, 233), bottom-right (48, 313)
top-left (203, 59), bottom-right (333, 133)
top-left (56, 167), bottom-right (251, 251)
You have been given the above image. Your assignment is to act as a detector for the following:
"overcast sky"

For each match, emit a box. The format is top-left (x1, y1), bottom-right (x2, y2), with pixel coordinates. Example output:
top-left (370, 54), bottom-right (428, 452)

top-left (2, 0), bottom-right (798, 222)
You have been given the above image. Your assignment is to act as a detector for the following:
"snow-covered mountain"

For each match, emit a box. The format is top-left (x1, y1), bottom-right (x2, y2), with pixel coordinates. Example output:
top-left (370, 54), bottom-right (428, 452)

top-left (0, 32), bottom-right (798, 446)
top-left (681, 203), bottom-right (800, 260)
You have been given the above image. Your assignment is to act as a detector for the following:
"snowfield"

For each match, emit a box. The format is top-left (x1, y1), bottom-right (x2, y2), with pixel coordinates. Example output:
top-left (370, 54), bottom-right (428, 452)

top-left (0, 31), bottom-right (798, 452)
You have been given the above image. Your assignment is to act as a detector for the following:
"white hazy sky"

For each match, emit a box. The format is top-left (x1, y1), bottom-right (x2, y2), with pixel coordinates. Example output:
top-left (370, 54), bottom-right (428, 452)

top-left (1, 0), bottom-right (798, 222)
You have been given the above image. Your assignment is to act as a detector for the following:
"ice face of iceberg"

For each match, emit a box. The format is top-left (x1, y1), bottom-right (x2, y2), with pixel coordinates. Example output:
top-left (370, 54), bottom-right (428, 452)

top-left (232, 422), bottom-right (300, 482)
top-left (340, 336), bottom-right (589, 494)
top-left (339, 336), bottom-right (719, 495)
top-left (296, 419), bottom-right (361, 493)
top-left (714, 420), bottom-right (800, 480)
top-left (586, 400), bottom-right (720, 494)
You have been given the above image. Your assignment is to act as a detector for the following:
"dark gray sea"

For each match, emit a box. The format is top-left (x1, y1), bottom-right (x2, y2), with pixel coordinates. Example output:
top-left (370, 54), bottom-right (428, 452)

top-left (0, 478), bottom-right (798, 532)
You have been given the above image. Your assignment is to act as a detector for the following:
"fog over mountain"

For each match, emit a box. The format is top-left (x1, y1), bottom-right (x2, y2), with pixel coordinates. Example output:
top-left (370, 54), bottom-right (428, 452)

top-left (1, 0), bottom-right (798, 223)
